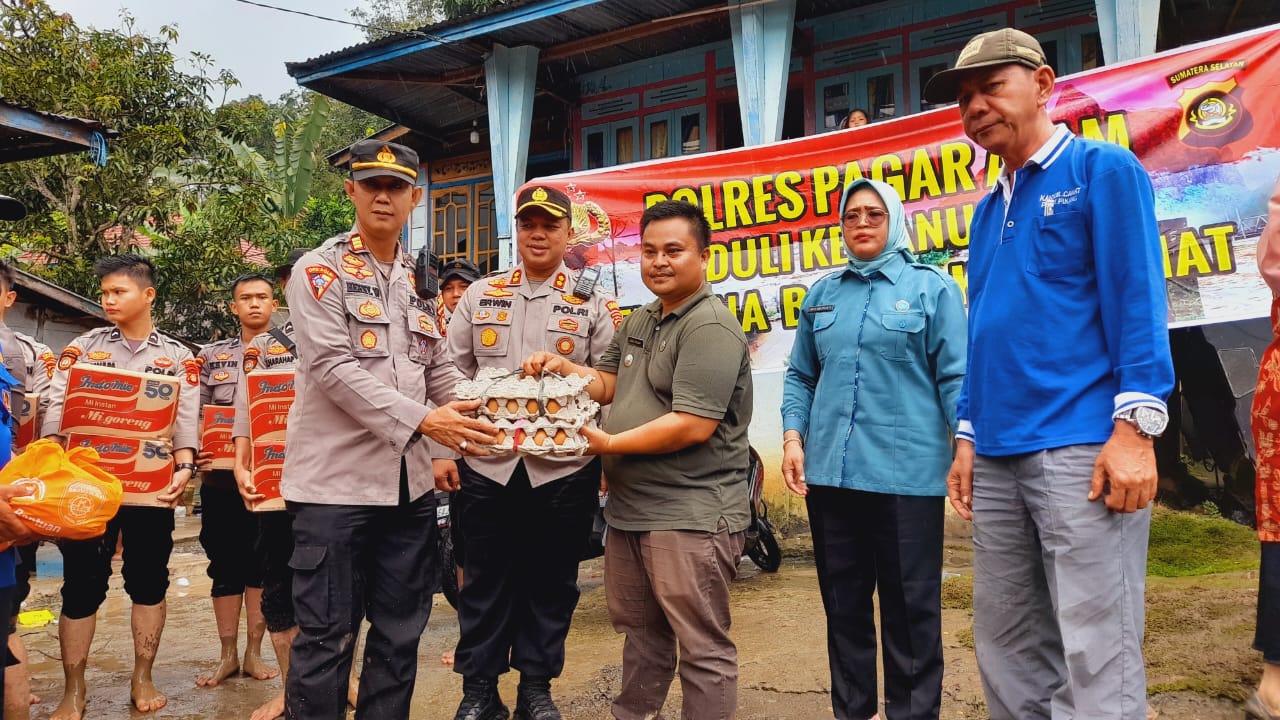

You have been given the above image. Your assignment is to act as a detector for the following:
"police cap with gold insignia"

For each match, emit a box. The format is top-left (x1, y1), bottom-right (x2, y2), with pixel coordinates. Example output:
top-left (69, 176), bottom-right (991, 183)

top-left (440, 258), bottom-right (480, 284)
top-left (349, 139), bottom-right (419, 185)
top-left (515, 185), bottom-right (572, 219)
top-left (922, 28), bottom-right (1047, 105)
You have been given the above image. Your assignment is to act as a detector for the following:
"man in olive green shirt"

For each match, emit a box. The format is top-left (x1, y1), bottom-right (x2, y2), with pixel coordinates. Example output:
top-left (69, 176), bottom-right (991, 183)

top-left (524, 200), bottom-right (752, 720)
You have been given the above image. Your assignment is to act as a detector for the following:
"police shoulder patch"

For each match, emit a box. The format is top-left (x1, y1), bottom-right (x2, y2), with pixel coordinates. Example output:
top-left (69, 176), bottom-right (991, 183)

top-left (306, 265), bottom-right (338, 300)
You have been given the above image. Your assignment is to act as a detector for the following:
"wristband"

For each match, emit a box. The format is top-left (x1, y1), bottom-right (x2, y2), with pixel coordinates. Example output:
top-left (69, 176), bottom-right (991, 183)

top-left (175, 462), bottom-right (198, 473)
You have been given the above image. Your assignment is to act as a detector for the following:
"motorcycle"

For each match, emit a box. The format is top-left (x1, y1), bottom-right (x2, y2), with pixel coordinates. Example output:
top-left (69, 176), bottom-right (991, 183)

top-left (431, 445), bottom-right (782, 607)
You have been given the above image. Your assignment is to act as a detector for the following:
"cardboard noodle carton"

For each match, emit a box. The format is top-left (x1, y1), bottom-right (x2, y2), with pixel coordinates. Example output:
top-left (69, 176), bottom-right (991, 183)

top-left (59, 365), bottom-right (180, 440)
top-left (66, 433), bottom-right (175, 508)
top-left (13, 393), bottom-right (39, 450)
top-left (251, 441), bottom-right (285, 512)
top-left (201, 406), bottom-right (236, 470)
top-left (246, 370), bottom-right (294, 443)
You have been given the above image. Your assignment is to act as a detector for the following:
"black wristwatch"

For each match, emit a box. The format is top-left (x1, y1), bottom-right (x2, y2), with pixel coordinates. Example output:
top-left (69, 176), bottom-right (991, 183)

top-left (175, 462), bottom-right (198, 473)
top-left (1115, 406), bottom-right (1168, 438)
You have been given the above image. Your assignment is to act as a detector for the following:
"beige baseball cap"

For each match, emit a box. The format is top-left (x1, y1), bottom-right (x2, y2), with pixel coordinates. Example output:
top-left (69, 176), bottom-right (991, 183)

top-left (922, 28), bottom-right (1047, 105)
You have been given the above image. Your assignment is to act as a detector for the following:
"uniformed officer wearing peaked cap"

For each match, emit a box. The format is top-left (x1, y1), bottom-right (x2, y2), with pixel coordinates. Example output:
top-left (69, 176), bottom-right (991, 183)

top-left (281, 139), bottom-right (499, 719)
top-left (446, 183), bottom-right (620, 720)
top-left (439, 257), bottom-right (481, 326)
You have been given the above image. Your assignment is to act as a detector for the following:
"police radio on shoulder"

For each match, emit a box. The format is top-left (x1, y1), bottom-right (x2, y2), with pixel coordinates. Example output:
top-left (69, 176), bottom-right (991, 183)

top-left (572, 266), bottom-right (600, 300)
top-left (415, 247), bottom-right (440, 300)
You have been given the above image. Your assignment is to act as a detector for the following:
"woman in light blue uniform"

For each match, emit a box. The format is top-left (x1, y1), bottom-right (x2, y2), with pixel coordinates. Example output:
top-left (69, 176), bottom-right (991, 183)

top-left (781, 178), bottom-right (967, 720)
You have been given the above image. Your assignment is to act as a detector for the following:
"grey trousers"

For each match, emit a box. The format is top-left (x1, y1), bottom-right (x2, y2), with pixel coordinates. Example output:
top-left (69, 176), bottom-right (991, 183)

top-left (605, 524), bottom-right (745, 720)
top-left (972, 444), bottom-right (1150, 720)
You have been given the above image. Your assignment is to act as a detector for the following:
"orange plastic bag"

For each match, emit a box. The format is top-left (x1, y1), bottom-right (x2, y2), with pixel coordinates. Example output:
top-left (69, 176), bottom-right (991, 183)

top-left (0, 438), bottom-right (123, 545)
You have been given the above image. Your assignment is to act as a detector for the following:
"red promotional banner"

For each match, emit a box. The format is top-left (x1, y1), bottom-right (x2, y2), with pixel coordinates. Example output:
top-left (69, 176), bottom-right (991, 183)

top-left (528, 24), bottom-right (1280, 372)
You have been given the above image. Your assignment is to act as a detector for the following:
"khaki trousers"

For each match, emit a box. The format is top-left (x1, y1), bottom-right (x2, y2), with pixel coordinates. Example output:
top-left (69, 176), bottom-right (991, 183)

top-left (605, 523), bottom-right (745, 720)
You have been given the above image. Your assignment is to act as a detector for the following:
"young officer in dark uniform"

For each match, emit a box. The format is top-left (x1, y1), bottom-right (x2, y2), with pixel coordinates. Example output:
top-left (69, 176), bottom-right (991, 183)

top-left (194, 273), bottom-right (280, 689)
top-left (281, 140), bottom-right (498, 720)
top-left (41, 254), bottom-right (201, 718)
top-left (0, 199), bottom-right (41, 720)
top-left (232, 250), bottom-right (303, 720)
top-left (446, 185), bottom-right (619, 720)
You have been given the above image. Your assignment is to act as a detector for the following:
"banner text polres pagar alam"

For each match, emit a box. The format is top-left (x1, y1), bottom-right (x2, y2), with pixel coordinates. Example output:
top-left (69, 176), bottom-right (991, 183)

top-left (640, 111), bottom-right (1240, 334)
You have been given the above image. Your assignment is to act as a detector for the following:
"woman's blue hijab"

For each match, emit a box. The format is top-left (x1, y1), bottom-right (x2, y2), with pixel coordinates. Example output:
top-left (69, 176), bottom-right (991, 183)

top-left (838, 177), bottom-right (915, 276)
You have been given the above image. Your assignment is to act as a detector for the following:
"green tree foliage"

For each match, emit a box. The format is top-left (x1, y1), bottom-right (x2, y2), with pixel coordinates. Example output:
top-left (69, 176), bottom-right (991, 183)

top-left (349, 0), bottom-right (503, 38)
top-left (0, 1), bottom-right (388, 339)
top-left (0, 0), bottom-right (229, 277)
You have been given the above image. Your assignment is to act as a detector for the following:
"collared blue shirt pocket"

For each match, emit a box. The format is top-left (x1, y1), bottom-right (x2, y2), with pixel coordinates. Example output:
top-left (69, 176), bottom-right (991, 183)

top-left (879, 312), bottom-right (925, 361)
top-left (1028, 210), bottom-right (1090, 278)
top-left (811, 309), bottom-right (838, 361)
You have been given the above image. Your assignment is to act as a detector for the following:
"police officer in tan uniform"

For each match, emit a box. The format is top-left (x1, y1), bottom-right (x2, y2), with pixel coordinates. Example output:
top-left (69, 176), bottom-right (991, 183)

top-left (41, 253), bottom-right (201, 718)
top-left (447, 185), bottom-right (620, 720)
top-left (281, 140), bottom-right (497, 720)
top-left (194, 273), bottom-right (280, 690)
top-left (0, 262), bottom-right (54, 433)
top-left (231, 252), bottom-right (303, 720)
top-left (0, 259), bottom-right (52, 720)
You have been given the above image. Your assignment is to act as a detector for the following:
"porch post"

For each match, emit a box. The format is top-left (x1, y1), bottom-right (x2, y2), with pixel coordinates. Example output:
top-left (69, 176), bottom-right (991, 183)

top-left (729, 0), bottom-right (797, 145)
top-left (484, 43), bottom-right (540, 268)
top-left (1094, 0), bottom-right (1159, 63)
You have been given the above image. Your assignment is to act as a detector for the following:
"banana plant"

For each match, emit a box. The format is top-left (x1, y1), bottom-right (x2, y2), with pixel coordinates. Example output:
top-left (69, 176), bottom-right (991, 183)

top-left (270, 95), bottom-right (332, 219)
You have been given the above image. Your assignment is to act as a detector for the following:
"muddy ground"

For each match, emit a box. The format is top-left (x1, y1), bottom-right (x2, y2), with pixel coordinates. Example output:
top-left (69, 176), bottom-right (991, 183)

top-left (11, 517), bottom-right (1263, 719)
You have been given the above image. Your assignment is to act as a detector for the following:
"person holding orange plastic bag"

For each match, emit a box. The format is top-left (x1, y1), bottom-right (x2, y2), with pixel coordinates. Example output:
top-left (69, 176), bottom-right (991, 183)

top-left (0, 192), bottom-right (36, 720)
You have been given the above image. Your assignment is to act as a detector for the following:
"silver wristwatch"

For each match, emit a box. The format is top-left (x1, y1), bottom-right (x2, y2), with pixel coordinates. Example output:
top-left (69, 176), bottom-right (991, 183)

top-left (1115, 406), bottom-right (1168, 438)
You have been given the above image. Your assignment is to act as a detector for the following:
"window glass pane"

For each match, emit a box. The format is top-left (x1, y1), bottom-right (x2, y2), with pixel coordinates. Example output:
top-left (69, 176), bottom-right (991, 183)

top-left (616, 125), bottom-right (635, 165)
top-left (680, 113), bottom-right (702, 155)
top-left (781, 88), bottom-right (805, 140)
top-left (866, 73), bottom-right (896, 120)
top-left (586, 130), bottom-right (605, 169)
top-left (918, 62), bottom-right (950, 110)
top-left (649, 119), bottom-right (670, 159)
top-left (1041, 39), bottom-right (1060, 75)
top-left (476, 184), bottom-right (495, 262)
top-left (718, 101), bottom-right (743, 150)
top-left (1081, 32), bottom-right (1102, 70)
top-left (823, 82), bottom-right (849, 130)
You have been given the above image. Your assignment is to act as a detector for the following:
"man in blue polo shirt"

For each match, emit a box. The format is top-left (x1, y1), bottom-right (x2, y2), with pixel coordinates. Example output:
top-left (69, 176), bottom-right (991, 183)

top-left (924, 29), bottom-right (1174, 720)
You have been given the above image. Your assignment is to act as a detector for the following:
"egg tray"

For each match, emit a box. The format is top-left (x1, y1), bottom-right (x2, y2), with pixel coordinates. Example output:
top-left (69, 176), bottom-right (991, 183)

top-left (454, 367), bottom-right (599, 455)
top-left (487, 417), bottom-right (591, 456)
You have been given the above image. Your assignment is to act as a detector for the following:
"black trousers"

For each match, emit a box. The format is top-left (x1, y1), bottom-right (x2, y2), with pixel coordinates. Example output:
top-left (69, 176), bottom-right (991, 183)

top-left (806, 485), bottom-right (944, 720)
top-left (1257, 541), bottom-right (1280, 662)
top-left (257, 510), bottom-right (295, 633)
top-left (285, 465), bottom-right (437, 720)
top-left (199, 476), bottom-right (263, 596)
top-left (453, 458), bottom-right (600, 680)
top-left (60, 506), bottom-right (174, 618)
top-left (0, 583), bottom-right (10, 711)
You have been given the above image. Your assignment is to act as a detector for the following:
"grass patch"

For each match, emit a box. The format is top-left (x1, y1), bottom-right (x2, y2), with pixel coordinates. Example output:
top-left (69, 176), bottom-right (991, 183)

top-left (1147, 505), bottom-right (1259, 577)
top-left (941, 576), bottom-right (973, 610)
top-left (1148, 677), bottom-right (1251, 702)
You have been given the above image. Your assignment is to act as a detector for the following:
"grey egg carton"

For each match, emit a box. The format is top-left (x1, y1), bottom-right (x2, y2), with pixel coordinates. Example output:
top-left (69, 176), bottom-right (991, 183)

top-left (491, 417), bottom-right (592, 456)
top-left (455, 367), bottom-right (599, 455)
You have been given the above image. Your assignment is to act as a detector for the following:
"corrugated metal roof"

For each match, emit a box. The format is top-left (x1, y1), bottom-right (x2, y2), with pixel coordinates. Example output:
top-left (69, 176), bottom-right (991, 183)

top-left (286, 0), bottom-right (886, 138)
top-left (288, 0), bottom-right (731, 134)
top-left (0, 99), bottom-right (118, 165)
